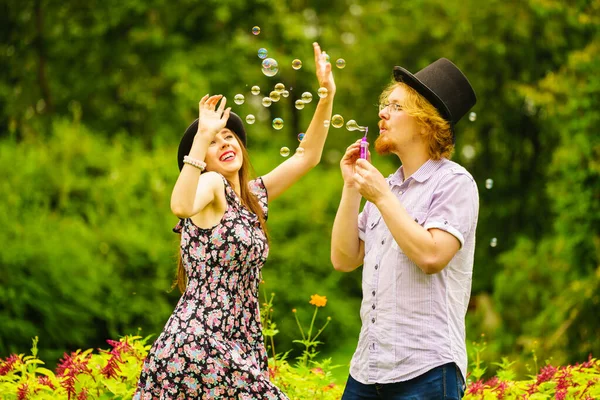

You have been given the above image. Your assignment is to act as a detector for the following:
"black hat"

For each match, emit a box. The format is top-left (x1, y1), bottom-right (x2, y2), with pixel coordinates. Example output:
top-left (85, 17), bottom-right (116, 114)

top-left (177, 111), bottom-right (247, 171)
top-left (393, 58), bottom-right (476, 139)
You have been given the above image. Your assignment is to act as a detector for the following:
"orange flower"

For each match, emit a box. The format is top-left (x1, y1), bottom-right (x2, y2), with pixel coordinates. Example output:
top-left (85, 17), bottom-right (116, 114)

top-left (292, 309), bottom-right (297, 313)
top-left (323, 382), bottom-right (337, 391)
top-left (309, 294), bottom-right (327, 308)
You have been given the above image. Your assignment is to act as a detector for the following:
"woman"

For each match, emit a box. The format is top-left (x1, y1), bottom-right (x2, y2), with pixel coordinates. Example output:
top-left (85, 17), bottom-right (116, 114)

top-left (134, 42), bottom-right (335, 399)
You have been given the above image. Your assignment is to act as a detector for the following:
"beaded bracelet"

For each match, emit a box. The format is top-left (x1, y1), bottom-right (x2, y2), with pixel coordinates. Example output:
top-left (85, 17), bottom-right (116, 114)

top-left (183, 155), bottom-right (207, 172)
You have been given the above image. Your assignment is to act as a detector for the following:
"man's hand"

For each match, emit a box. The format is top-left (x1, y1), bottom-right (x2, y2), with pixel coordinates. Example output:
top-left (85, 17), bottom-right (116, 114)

top-left (353, 158), bottom-right (389, 204)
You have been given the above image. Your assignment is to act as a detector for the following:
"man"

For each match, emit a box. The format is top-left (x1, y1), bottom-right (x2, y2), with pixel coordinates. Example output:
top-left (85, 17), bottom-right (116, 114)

top-left (331, 59), bottom-right (478, 399)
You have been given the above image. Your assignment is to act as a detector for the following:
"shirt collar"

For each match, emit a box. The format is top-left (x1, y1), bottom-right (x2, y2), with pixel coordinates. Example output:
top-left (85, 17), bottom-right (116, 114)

top-left (389, 158), bottom-right (446, 187)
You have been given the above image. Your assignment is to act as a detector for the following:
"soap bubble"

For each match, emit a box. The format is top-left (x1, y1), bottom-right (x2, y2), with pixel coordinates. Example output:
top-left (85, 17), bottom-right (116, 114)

top-left (485, 179), bottom-right (494, 189)
top-left (324, 120), bottom-right (330, 128)
top-left (274, 83), bottom-right (285, 93)
top-left (301, 92), bottom-right (313, 103)
top-left (336, 58), bottom-right (346, 69)
top-left (292, 59), bottom-right (303, 70)
top-left (469, 112), bottom-right (477, 122)
top-left (252, 26), bottom-right (261, 35)
top-left (297, 133), bottom-right (305, 141)
top-left (317, 87), bottom-right (328, 98)
top-left (234, 94), bottom-right (245, 105)
top-left (261, 58), bottom-right (279, 77)
top-left (262, 97), bottom-right (272, 107)
top-left (295, 100), bottom-right (305, 110)
top-left (331, 114), bottom-right (344, 128)
top-left (251, 86), bottom-right (260, 95)
top-left (245, 114), bottom-right (256, 124)
top-left (269, 91), bottom-right (281, 102)
top-left (346, 119), bottom-right (359, 131)
top-left (272, 118), bottom-right (284, 130)
top-left (322, 53), bottom-right (330, 63)
top-left (295, 147), bottom-right (305, 156)
top-left (462, 144), bottom-right (476, 160)
top-left (281, 90), bottom-right (289, 98)
top-left (258, 48), bottom-right (268, 59)
top-left (490, 238), bottom-right (497, 247)
top-left (280, 147), bottom-right (290, 157)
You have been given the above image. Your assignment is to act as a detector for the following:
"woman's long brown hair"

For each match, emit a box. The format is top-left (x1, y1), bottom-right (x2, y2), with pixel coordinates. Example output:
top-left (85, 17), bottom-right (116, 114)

top-left (173, 134), bottom-right (267, 293)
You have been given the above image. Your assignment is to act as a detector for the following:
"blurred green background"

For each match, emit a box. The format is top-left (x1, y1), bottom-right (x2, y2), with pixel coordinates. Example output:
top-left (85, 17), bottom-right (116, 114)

top-left (1, 0), bottom-right (598, 384)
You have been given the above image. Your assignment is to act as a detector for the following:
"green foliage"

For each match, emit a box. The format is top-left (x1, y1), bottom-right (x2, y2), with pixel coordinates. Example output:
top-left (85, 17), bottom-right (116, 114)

top-left (2, 333), bottom-right (599, 399)
top-left (493, 14), bottom-right (600, 366)
top-left (0, 119), bottom-right (181, 363)
top-left (1, 0), bottom-right (598, 380)
top-left (0, 335), bottom-right (148, 399)
top-left (463, 353), bottom-right (600, 400)
top-left (262, 292), bottom-right (344, 399)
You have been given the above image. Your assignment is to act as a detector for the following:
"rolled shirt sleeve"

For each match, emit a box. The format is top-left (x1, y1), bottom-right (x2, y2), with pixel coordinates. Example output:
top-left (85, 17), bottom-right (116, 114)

top-left (422, 172), bottom-right (478, 248)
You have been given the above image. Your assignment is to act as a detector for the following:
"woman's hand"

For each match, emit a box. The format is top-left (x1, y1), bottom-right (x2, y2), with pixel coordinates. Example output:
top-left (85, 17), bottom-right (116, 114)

top-left (195, 94), bottom-right (231, 141)
top-left (313, 42), bottom-right (336, 96)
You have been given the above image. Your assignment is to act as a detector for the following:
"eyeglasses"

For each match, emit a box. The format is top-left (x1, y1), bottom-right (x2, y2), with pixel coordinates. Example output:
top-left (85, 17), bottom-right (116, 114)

top-left (378, 102), bottom-right (404, 113)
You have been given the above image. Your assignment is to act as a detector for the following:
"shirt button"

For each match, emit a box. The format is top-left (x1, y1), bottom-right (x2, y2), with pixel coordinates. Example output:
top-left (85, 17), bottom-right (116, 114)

top-left (372, 304), bottom-right (376, 310)
top-left (374, 264), bottom-right (379, 270)
top-left (381, 239), bottom-right (385, 245)
top-left (372, 290), bottom-right (376, 296)
top-left (371, 318), bottom-right (375, 323)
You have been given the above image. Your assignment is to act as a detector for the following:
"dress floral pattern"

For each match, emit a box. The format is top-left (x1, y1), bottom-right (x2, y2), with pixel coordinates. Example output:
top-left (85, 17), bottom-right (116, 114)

top-left (134, 176), bottom-right (288, 399)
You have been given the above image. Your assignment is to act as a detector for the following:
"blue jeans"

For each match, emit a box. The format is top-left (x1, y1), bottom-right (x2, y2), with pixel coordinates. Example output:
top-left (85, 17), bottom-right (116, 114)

top-left (341, 363), bottom-right (465, 400)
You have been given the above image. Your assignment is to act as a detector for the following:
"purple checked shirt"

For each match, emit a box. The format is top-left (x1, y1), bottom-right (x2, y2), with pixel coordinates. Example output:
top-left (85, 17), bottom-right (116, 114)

top-left (351, 158), bottom-right (479, 385)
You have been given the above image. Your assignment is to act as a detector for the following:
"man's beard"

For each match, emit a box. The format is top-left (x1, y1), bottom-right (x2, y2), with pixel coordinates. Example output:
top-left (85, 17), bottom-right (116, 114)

top-left (375, 134), bottom-right (395, 155)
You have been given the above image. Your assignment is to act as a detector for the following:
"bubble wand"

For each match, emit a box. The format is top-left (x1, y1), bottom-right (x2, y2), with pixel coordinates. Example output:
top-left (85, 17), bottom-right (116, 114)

top-left (346, 119), bottom-right (369, 159)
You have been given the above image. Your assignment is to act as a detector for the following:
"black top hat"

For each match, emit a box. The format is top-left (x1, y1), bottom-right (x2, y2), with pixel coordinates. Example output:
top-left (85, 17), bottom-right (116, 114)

top-left (393, 58), bottom-right (476, 139)
top-left (177, 111), bottom-right (247, 171)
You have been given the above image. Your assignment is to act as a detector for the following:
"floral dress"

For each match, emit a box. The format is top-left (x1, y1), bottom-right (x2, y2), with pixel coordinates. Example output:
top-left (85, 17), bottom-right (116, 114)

top-left (134, 176), bottom-right (288, 400)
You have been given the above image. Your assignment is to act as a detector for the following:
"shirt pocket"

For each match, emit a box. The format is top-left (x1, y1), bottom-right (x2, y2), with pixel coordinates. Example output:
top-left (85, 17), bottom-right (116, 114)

top-left (410, 210), bottom-right (427, 226)
top-left (390, 210), bottom-right (427, 253)
top-left (365, 214), bottom-right (382, 254)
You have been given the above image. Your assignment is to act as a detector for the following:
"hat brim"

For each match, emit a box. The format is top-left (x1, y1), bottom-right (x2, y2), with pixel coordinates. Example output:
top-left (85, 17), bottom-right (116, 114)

top-left (393, 66), bottom-right (454, 134)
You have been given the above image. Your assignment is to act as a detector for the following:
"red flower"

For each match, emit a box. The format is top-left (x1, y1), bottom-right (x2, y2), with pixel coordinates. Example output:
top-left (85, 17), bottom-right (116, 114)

top-left (100, 354), bottom-right (122, 379)
top-left (106, 339), bottom-right (132, 356)
top-left (536, 364), bottom-right (557, 384)
top-left (0, 354), bottom-right (20, 376)
top-left (466, 379), bottom-right (485, 395)
top-left (37, 376), bottom-right (56, 390)
top-left (484, 376), bottom-right (499, 388)
top-left (17, 383), bottom-right (29, 400)
top-left (494, 381), bottom-right (509, 399)
top-left (56, 352), bottom-right (92, 377)
top-left (526, 383), bottom-right (539, 396)
top-left (77, 388), bottom-right (89, 400)
top-left (555, 389), bottom-right (567, 400)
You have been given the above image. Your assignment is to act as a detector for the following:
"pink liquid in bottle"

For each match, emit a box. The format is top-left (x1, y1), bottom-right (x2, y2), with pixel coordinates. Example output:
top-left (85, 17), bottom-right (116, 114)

top-left (359, 128), bottom-right (368, 159)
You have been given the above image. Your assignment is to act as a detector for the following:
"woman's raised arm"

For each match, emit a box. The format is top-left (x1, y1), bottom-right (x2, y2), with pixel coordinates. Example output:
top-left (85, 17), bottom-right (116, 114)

top-left (261, 42), bottom-right (336, 201)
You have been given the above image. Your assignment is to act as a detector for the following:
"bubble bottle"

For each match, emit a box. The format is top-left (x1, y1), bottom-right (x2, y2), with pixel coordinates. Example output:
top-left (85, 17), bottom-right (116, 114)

top-left (359, 128), bottom-right (369, 159)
